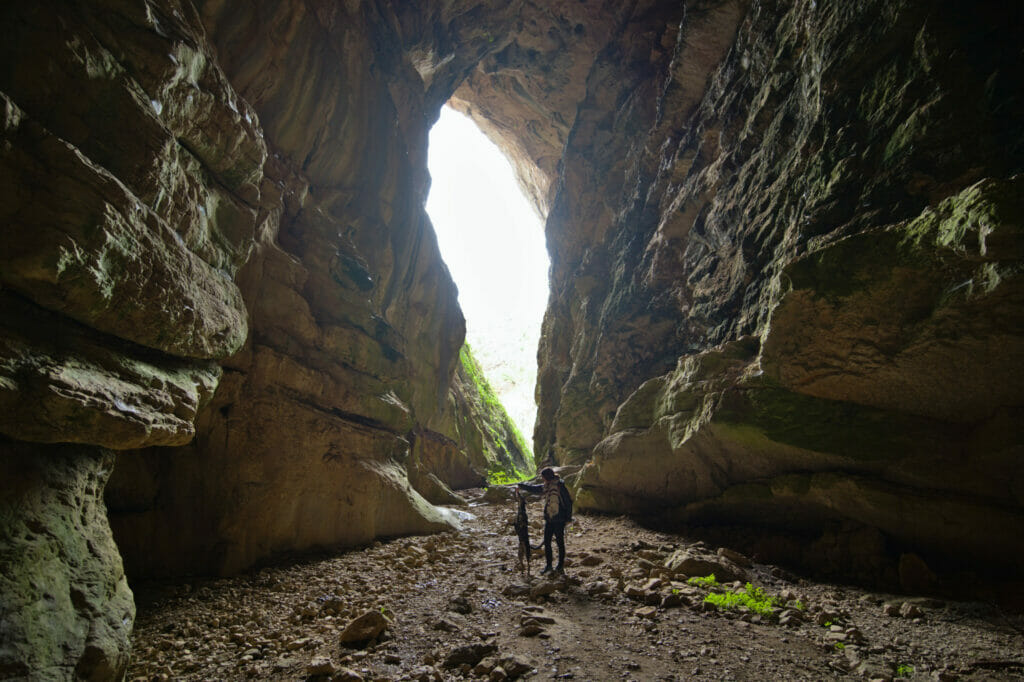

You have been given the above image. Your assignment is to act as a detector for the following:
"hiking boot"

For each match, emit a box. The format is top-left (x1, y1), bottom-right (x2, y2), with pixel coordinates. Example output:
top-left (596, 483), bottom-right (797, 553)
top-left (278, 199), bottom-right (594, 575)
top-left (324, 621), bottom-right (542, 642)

top-left (540, 565), bottom-right (553, 575)
top-left (554, 564), bottom-right (564, 575)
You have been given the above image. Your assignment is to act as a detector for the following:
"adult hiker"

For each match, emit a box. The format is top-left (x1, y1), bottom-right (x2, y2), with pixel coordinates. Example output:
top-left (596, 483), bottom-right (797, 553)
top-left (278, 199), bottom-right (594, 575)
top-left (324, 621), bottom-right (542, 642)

top-left (517, 467), bottom-right (572, 575)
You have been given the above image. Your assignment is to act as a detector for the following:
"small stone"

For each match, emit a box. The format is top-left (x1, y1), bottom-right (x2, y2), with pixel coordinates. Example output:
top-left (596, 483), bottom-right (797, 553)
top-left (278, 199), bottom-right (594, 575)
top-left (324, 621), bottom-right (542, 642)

top-left (899, 602), bottom-right (923, 619)
top-left (661, 592), bottom-right (687, 608)
top-left (499, 656), bottom-right (532, 678)
top-left (273, 656), bottom-right (300, 671)
top-left (431, 618), bottom-right (459, 632)
top-left (530, 581), bottom-right (560, 599)
top-left (502, 584), bottom-right (530, 597)
top-left (716, 548), bottom-right (752, 568)
top-left (286, 637), bottom-right (312, 651)
top-left (625, 584), bottom-right (647, 599)
top-left (331, 667), bottom-right (364, 681)
top-left (339, 610), bottom-right (389, 646)
top-left (473, 657), bottom-right (497, 675)
top-left (306, 657), bottom-right (336, 676)
top-left (449, 596), bottom-right (472, 614)
top-left (519, 623), bottom-right (544, 637)
top-left (642, 578), bottom-right (663, 591)
top-left (443, 643), bottom-right (497, 668)
top-left (489, 666), bottom-right (508, 681)
top-left (634, 606), bottom-right (658, 620)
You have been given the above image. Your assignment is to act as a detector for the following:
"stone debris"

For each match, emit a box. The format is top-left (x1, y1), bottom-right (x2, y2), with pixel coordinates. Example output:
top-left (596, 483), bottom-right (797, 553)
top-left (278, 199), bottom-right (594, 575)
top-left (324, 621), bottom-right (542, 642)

top-left (122, 489), bottom-right (1024, 681)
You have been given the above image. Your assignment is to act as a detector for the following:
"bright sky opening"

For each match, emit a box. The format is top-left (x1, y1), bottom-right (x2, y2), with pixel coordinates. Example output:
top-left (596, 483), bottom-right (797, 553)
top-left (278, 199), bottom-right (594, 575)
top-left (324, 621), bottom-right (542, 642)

top-left (426, 106), bottom-right (549, 449)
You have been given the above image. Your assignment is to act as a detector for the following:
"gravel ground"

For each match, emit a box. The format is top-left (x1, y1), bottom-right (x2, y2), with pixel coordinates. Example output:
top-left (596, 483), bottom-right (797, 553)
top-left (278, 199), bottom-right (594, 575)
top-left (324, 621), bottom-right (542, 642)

top-left (126, 488), bottom-right (1024, 681)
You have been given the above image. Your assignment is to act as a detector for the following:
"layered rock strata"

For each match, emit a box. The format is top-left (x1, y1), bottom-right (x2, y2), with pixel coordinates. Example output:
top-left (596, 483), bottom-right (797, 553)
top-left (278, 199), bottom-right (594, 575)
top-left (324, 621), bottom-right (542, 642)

top-left (1, 0), bottom-right (261, 673)
top-left (521, 0), bottom-right (1024, 579)
top-left (1, 0), bottom-right (524, 672)
top-left (2, 0), bottom-right (1023, 675)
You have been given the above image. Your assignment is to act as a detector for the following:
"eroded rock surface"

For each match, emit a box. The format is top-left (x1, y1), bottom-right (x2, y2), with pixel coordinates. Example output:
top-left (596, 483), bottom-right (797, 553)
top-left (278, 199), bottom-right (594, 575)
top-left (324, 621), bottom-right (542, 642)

top-left (529, 0), bottom-right (1024, 578)
top-left (0, 441), bottom-right (134, 681)
top-left (2, 0), bottom-right (1023, 677)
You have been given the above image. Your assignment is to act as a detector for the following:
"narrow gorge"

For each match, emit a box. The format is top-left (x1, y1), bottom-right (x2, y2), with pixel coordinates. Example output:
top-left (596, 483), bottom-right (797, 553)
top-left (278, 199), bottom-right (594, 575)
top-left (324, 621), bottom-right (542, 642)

top-left (1, 1), bottom-right (1021, 678)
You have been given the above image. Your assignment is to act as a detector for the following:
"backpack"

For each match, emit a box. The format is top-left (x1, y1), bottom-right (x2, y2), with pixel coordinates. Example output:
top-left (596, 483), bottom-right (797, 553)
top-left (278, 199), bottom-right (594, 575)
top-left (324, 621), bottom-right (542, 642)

top-left (557, 481), bottom-right (573, 522)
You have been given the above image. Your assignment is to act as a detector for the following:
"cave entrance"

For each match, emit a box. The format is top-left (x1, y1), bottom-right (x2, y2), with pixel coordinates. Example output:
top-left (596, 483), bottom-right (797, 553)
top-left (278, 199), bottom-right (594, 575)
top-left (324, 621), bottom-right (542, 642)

top-left (426, 105), bottom-right (549, 450)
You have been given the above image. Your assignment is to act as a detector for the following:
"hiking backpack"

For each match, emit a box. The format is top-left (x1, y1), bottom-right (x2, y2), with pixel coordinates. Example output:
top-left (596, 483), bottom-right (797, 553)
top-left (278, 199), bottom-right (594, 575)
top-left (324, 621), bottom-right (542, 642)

top-left (557, 481), bottom-right (573, 521)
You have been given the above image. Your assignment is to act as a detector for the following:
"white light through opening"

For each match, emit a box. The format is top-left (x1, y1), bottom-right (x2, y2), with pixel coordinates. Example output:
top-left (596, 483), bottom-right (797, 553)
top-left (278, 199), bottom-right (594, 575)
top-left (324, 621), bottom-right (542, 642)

top-left (426, 106), bottom-right (549, 450)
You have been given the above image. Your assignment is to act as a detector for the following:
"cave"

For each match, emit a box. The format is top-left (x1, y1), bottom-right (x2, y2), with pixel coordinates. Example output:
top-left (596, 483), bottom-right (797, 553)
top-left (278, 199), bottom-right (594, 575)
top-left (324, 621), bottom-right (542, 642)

top-left (1, 0), bottom-right (1022, 678)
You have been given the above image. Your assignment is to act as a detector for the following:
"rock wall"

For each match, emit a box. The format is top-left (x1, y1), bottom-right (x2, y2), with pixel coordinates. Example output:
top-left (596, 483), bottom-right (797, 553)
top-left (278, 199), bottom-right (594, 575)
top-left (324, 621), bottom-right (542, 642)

top-left (0, 442), bottom-right (134, 680)
top-left (0, 0), bottom-right (528, 672)
top-left (519, 0), bottom-right (1024, 581)
top-left (1, 0), bottom-right (261, 673)
top-left (103, 0), bottom-right (536, 579)
top-left (2, 0), bottom-right (1023, 674)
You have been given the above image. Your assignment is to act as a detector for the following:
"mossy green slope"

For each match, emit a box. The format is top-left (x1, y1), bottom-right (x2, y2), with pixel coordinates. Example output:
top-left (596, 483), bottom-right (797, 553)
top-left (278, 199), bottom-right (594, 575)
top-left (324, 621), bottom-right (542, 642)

top-left (452, 343), bottom-right (532, 483)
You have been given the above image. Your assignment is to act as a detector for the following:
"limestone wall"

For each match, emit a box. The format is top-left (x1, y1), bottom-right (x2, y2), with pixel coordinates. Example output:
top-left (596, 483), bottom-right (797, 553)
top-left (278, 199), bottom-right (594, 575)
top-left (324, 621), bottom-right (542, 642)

top-left (2, 0), bottom-right (1023, 675)
top-left (523, 0), bottom-right (1024, 579)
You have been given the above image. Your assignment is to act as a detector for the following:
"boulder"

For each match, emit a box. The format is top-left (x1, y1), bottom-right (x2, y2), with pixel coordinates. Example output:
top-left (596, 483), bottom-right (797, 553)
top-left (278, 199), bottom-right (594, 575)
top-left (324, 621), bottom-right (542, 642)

top-left (443, 643), bottom-right (497, 669)
top-left (665, 550), bottom-right (746, 583)
top-left (339, 610), bottom-right (390, 646)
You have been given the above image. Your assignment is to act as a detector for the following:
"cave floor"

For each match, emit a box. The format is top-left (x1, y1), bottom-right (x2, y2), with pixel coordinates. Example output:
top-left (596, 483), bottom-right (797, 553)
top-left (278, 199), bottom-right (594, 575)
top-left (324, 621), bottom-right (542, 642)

top-left (126, 489), bottom-right (1024, 681)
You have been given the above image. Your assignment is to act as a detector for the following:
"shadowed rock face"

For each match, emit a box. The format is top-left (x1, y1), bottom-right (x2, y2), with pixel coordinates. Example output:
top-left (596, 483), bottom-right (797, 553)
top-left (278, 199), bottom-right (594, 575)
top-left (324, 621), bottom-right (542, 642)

top-left (1, 0), bottom-right (1023, 674)
top-left (0, 442), bottom-right (134, 680)
top-left (527, 0), bottom-right (1024, 581)
top-left (0, 0), bottom-right (524, 670)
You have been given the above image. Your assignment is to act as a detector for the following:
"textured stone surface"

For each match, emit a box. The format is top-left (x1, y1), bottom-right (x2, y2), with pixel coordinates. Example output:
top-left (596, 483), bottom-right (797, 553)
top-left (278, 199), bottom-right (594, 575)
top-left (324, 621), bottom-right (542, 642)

top-left (0, 441), bottom-right (134, 681)
top-left (105, 1), bottom-right (533, 580)
top-left (0, 293), bottom-right (221, 449)
top-left (0, 0), bottom-right (526, 672)
top-left (3, 0), bottom-right (1024, 673)
top-left (555, 0), bottom-right (1024, 577)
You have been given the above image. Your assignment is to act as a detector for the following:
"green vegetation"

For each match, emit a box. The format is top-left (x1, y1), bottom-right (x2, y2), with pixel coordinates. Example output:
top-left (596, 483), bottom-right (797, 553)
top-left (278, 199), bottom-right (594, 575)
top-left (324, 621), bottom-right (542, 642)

top-left (687, 575), bottom-right (795, 617)
top-left (834, 642), bottom-right (846, 651)
top-left (686, 574), bottom-right (720, 589)
top-left (486, 470), bottom-right (527, 486)
top-left (459, 343), bottom-right (532, 482)
top-left (896, 664), bottom-right (914, 677)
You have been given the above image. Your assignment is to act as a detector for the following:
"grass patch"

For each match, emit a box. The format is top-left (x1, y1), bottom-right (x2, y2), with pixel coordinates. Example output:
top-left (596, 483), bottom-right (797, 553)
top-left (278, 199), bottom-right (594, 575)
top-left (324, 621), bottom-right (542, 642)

top-left (896, 664), bottom-right (914, 677)
top-left (687, 575), bottom-right (793, 617)
top-left (686, 574), bottom-right (720, 589)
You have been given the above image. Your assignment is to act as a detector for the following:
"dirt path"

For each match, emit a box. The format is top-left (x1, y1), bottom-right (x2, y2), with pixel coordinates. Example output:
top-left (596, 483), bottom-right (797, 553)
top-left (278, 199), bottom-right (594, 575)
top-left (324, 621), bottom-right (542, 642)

top-left (127, 489), bottom-right (1024, 681)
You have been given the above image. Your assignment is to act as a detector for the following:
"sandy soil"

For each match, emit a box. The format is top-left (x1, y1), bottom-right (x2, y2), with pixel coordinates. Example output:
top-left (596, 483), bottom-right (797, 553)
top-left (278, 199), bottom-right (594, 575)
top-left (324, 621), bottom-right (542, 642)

top-left (126, 488), bottom-right (1024, 681)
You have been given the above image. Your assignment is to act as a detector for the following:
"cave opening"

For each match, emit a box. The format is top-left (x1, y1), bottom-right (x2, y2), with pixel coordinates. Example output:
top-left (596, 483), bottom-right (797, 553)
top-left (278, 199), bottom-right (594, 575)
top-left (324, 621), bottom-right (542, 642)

top-left (425, 105), bottom-right (549, 453)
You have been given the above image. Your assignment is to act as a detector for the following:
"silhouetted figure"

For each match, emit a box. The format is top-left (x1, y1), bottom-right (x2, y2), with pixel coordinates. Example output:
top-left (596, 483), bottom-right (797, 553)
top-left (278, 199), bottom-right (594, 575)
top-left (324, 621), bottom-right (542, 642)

top-left (518, 467), bottom-right (572, 574)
